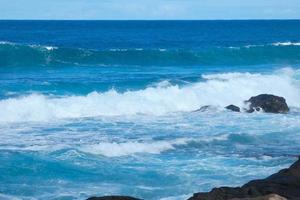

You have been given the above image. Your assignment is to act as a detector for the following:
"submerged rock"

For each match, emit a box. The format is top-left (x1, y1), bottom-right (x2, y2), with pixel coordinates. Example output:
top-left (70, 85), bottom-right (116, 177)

top-left (187, 157), bottom-right (300, 200)
top-left (87, 196), bottom-right (142, 200)
top-left (245, 94), bottom-right (289, 114)
top-left (225, 105), bottom-right (240, 112)
top-left (193, 106), bottom-right (216, 112)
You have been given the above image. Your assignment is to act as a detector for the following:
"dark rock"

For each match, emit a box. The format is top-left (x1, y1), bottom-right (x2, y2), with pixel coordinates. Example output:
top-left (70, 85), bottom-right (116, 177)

top-left (194, 106), bottom-right (214, 112)
top-left (187, 157), bottom-right (300, 200)
top-left (226, 105), bottom-right (240, 112)
top-left (245, 107), bottom-right (261, 113)
top-left (245, 94), bottom-right (289, 114)
top-left (231, 194), bottom-right (287, 200)
top-left (87, 196), bottom-right (142, 200)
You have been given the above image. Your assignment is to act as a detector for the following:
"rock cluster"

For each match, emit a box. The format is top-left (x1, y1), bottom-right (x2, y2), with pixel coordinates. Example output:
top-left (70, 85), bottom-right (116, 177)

top-left (225, 94), bottom-right (289, 114)
top-left (188, 157), bottom-right (300, 200)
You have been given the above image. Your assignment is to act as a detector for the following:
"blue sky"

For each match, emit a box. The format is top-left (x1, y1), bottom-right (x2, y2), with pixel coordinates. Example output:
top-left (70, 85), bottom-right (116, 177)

top-left (1, 0), bottom-right (300, 20)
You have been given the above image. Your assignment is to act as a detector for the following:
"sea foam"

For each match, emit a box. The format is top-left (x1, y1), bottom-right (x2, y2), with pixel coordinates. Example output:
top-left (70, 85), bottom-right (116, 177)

top-left (80, 138), bottom-right (191, 157)
top-left (272, 42), bottom-right (300, 46)
top-left (0, 68), bottom-right (299, 123)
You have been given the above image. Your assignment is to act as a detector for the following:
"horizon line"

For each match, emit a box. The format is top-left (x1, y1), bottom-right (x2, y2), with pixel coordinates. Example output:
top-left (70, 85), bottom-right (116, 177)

top-left (1, 19), bottom-right (300, 21)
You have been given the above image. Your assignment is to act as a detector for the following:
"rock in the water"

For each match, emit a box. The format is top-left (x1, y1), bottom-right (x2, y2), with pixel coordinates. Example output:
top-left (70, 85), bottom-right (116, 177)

top-left (225, 105), bottom-right (240, 112)
top-left (188, 157), bottom-right (300, 200)
top-left (87, 196), bottom-right (142, 200)
top-left (194, 106), bottom-right (213, 112)
top-left (245, 94), bottom-right (289, 114)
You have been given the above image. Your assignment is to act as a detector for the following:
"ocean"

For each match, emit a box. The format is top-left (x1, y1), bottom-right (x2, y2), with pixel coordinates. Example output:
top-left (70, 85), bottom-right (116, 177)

top-left (0, 20), bottom-right (300, 200)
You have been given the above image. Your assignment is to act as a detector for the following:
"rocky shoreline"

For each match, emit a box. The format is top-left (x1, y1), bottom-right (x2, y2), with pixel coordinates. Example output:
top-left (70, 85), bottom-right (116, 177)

top-left (188, 157), bottom-right (300, 200)
top-left (87, 94), bottom-right (298, 200)
top-left (87, 157), bottom-right (300, 200)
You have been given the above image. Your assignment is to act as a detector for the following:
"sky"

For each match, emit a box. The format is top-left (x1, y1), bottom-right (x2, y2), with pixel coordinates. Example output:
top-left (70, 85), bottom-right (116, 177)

top-left (0, 0), bottom-right (300, 20)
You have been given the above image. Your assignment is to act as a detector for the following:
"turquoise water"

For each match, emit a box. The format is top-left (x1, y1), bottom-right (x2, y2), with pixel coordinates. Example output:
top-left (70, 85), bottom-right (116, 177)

top-left (0, 20), bottom-right (300, 200)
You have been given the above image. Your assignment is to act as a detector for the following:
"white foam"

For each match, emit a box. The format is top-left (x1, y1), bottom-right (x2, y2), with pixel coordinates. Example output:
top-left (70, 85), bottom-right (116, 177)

top-left (159, 48), bottom-right (167, 52)
top-left (45, 46), bottom-right (57, 51)
top-left (152, 80), bottom-right (172, 88)
top-left (272, 42), bottom-right (300, 46)
top-left (244, 44), bottom-right (263, 48)
top-left (0, 41), bottom-right (58, 51)
top-left (29, 44), bottom-right (58, 51)
top-left (1, 68), bottom-right (300, 123)
top-left (109, 48), bottom-right (129, 52)
top-left (0, 41), bottom-right (12, 45)
top-left (0, 193), bottom-right (24, 200)
top-left (80, 138), bottom-right (191, 157)
top-left (236, 42), bottom-right (300, 48)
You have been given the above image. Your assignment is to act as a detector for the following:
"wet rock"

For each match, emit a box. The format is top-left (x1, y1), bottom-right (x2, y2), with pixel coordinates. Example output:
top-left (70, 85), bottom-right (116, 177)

top-left (194, 106), bottom-right (214, 112)
top-left (231, 194), bottom-right (287, 200)
top-left (188, 157), bottom-right (300, 200)
top-left (226, 105), bottom-right (240, 112)
top-left (245, 94), bottom-right (289, 114)
top-left (87, 196), bottom-right (142, 200)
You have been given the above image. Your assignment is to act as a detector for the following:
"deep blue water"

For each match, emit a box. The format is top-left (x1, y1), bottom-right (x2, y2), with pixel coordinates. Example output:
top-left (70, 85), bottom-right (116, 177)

top-left (1, 20), bottom-right (300, 200)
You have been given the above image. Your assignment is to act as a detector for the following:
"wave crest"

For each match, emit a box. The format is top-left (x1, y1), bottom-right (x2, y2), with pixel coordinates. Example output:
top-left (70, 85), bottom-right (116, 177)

top-left (1, 41), bottom-right (300, 67)
top-left (272, 42), bottom-right (300, 46)
top-left (80, 138), bottom-right (191, 157)
top-left (0, 68), bottom-right (300, 123)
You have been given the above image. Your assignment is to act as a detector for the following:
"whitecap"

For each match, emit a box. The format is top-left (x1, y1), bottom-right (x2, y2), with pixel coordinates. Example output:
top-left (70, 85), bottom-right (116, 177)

top-left (272, 41), bottom-right (300, 46)
top-left (45, 46), bottom-right (57, 51)
top-left (80, 138), bottom-right (191, 157)
top-left (1, 68), bottom-right (300, 123)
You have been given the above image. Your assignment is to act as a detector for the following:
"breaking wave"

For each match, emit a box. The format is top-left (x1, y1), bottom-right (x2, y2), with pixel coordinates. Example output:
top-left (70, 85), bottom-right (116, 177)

top-left (0, 68), bottom-right (300, 123)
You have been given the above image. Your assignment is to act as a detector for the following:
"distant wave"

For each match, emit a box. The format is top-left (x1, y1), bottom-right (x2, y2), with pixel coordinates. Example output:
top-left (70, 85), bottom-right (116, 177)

top-left (0, 68), bottom-right (299, 123)
top-left (272, 42), bottom-right (300, 46)
top-left (1, 41), bottom-right (300, 67)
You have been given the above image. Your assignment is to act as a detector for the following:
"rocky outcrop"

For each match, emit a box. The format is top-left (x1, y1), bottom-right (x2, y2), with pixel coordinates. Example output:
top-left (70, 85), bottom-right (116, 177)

top-left (194, 106), bottom-right (217, 112)
top-left (87, 196), bottom-right (142, 200)
top-left (224, 94), bottom-right (289, 113)
top-left (87, 158), bottom-right (300, 200)
top-left (188, 157), bottom-right (300, 200)
top-left (231, 194), bottom-right (287, 200)
top-left (194, 106), bottom-right (212, 112)
top-left (225, 105), bottom-right (240, 112)
top-left (245, 94), bottom-right (289, 114)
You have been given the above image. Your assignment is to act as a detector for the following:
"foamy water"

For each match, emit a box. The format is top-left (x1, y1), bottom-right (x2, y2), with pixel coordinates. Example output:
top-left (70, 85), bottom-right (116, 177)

top-left (1, 68), bottom-right (300, 123)
top-left (1, 69), bottom-right (300, 199)
top-left (1, 20), bottom-right (300, 200)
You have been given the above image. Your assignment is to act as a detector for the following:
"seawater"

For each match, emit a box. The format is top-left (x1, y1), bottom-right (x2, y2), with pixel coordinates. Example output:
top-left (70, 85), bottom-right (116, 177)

top-left (0, 20), bottom-right (300, 200)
